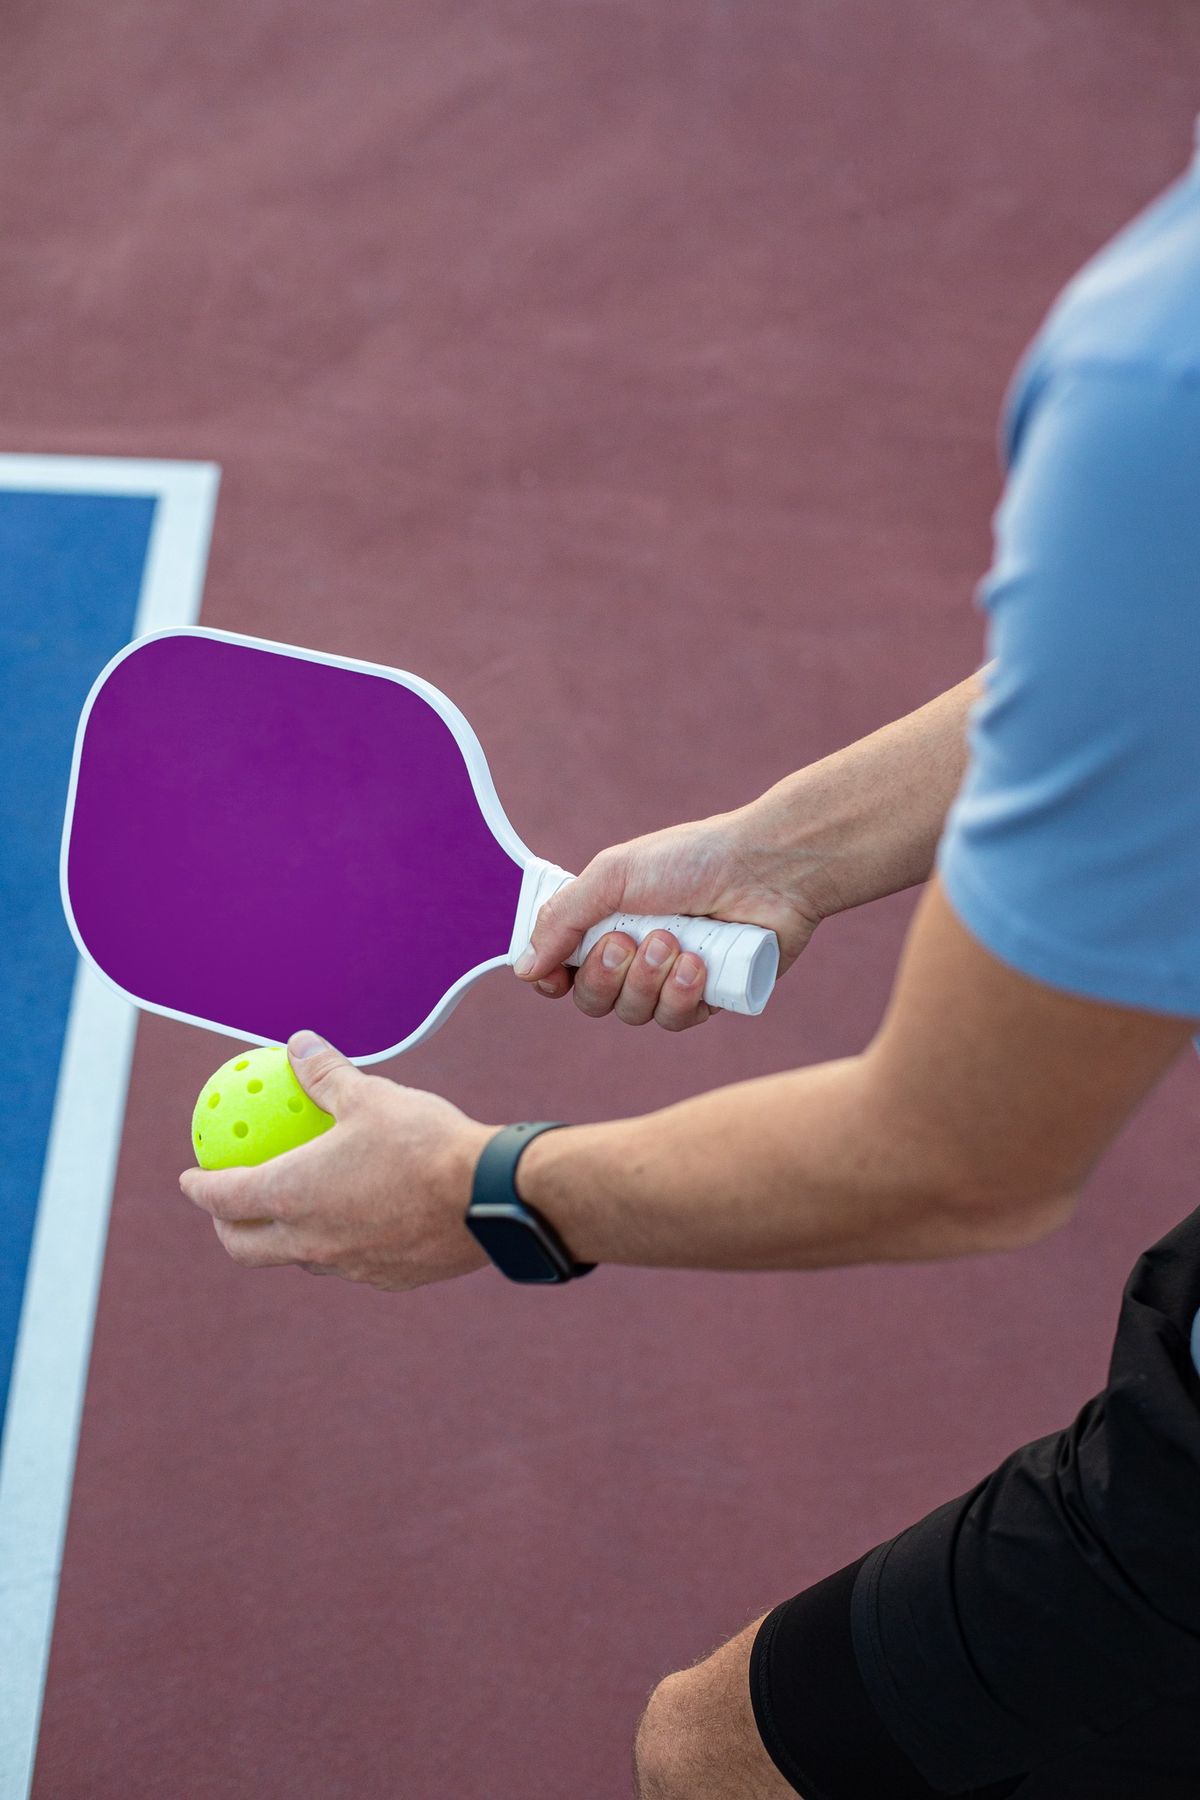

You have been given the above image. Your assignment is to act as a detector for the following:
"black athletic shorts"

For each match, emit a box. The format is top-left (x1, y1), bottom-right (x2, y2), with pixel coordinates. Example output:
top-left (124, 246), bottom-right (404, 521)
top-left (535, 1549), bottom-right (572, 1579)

top-left (749, 1202), bottom-right (1200, 1798)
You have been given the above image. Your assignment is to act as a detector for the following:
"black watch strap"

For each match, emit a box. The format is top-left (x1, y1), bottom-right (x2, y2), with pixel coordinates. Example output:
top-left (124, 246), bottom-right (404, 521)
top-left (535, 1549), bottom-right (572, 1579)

top-left (466, 1122), bottom-right (596, 1284)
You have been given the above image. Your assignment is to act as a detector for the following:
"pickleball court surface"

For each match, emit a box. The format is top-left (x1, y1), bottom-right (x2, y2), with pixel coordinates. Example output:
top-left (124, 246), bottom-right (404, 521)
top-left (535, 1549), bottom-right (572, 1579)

top-left (3, 4), bottom-right (1200, 1795)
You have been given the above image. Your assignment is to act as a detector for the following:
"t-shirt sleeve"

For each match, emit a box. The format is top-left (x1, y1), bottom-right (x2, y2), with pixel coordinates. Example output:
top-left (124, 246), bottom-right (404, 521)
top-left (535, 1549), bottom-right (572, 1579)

top-left (937, 360), bottom-right (1200, 1019)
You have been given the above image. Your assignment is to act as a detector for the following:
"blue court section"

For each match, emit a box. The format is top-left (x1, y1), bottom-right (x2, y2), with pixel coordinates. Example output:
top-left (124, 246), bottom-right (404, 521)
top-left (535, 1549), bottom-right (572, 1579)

top-left (0, 491), bottom-right (156, 1438)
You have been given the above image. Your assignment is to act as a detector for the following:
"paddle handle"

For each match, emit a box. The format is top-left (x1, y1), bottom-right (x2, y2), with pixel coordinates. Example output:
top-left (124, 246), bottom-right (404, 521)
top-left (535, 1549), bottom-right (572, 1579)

top-left (510, 860), bottom-right (780, 1017)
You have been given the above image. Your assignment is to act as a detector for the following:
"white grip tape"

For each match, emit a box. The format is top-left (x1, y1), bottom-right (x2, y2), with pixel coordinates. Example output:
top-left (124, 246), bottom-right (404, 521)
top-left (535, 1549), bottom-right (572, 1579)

top-left (510, 860), bottom-right (780, 1017)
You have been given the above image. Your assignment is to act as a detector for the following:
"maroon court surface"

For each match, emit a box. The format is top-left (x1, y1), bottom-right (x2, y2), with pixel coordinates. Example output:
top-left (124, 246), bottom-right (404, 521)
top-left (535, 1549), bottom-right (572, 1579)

top-left (4, 2), bottom-right (1200, 1794)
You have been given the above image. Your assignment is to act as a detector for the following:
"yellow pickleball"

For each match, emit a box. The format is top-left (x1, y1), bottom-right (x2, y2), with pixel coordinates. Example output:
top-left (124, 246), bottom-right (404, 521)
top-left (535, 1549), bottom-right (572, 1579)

top-left (191, 1045), bottom-right (335, 1169)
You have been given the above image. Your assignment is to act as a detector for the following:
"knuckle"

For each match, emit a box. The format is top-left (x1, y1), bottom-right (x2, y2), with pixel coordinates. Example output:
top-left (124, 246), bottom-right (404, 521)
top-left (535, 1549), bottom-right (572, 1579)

top-left (630, 957), bottom-right (671, 997)
top-left (216, 1176), bottom-right (251, 1221)
top-left (586, 849), bottom-right (629, 912)
top-left (266, 1189), bottom-right (294, 1226)
top-left (637, 934), bottom-right (678, 974)
top-left (214, 1220), bottom-right (249, 1264)
top-left (572, 983), bottom-right (614, 1019)
top-left (588, 844), bottom-right (623, 881)
top-left (653, 976), bottom-right (709, 1032)
top-left (292, 1224), bottom-right (329, 1262)
top-left (583, 940), bottom-right (626, 986)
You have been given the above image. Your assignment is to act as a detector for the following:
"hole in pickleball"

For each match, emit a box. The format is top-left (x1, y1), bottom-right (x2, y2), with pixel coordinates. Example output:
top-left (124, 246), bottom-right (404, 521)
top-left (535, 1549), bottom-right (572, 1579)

top-left (207, 1093), bottom-right (220, 1109)
top-left (235, 1059), bottom-right (249, 1070)
top-left (288, 1097), bottom-right (303, 1113)
top-left (247, 1079), bottom-right (263, 1093)
top-left (233, 1121), bottom-right (249, 1138)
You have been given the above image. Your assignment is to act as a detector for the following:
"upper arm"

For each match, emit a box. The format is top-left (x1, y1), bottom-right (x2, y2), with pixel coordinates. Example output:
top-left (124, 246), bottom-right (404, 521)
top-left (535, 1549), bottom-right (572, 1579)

top-left (868, 359), bottom-right (1200, 1244)
top-left (863, 877), bottom-right (1197, 1243)
top-left (939, 362), bottom-right (1200, 1018)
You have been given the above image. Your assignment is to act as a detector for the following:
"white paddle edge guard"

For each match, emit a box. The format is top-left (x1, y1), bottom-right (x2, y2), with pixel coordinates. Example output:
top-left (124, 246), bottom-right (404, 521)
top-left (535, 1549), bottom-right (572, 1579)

top-left (59, 626), bottom-right (532, 1065)
top-left (510, 860), bottom-right (780, 1017)
top-left (62, 628), bottom-right (779, 1058)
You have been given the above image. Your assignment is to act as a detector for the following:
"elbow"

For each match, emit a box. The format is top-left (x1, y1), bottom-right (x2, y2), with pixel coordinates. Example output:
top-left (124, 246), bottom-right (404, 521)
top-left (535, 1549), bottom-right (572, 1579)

top-left (951, 1183), bottom-right (1080, 1255)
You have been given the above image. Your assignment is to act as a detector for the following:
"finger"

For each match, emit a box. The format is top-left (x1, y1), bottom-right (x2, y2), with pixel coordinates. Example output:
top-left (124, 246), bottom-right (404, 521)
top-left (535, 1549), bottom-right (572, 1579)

top-left (180, 1165), bottom-right (279, 1224)
top-left (570, 931), bottom-right (639, 1018)
top-left (612, 931), bottom-right (682, 1028)
top-left (213, 1217), bottom-right (297, 1268)
top-left (533, 967), bottom-right (575, 1000)
top-left (651, 952), bottom-right (716, 1032)
top-left (287, 1032), bottom-right (363, 1119)
top-left (515, 855), bottom-right (626, 983)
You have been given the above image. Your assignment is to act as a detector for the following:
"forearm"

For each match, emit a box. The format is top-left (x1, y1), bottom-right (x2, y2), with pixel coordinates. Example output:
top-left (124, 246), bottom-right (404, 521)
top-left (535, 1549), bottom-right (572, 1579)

top-left (745, 669), bottom-right (986, 919)
top-left (498, 673), bottom-right (997, 1275)
top-left (516, 1051), bottom-right (1012, 1273)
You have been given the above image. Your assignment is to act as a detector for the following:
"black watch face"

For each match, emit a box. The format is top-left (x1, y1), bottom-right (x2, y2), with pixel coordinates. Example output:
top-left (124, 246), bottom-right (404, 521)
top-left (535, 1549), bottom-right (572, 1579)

top-left (467, 1211), bottom-right (570, 1283)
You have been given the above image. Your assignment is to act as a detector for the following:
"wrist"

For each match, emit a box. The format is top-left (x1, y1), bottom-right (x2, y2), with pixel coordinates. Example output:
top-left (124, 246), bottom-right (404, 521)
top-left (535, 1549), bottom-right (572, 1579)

top-left (733, 786), bottom-right (846, 926)
top-left (466, 1122), bottom-right (596, 1282)
top-left (448, 1120), bottom-right (499, 1272)
top-left (513, 1116), bottom-right (642, 1266)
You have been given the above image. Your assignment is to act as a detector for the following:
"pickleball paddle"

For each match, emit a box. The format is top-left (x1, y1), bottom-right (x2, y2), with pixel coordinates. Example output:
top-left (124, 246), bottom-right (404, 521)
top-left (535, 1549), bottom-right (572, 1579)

top-left (60, 628), bottom-right (780, 1063)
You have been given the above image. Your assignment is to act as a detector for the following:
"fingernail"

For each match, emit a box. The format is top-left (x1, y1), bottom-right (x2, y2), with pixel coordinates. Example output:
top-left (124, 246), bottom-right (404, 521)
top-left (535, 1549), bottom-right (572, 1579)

top-left (674, 958), bottom-right (702, 988)
top-left (644, 935), bottom-right (671, 969)
top-left (289, 1030), bottom-right (327, 1059)
top-left (601, 939), bottom-right (627, 971)
top-left (535, 980), bottom-right (557, 996)
top-left (514, 949), bottom-right (536, 977)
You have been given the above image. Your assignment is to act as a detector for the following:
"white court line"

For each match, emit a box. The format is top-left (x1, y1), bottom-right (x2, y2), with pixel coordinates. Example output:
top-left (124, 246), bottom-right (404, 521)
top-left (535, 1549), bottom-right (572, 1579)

top-left (0, 458), bottom-right (219, 1800)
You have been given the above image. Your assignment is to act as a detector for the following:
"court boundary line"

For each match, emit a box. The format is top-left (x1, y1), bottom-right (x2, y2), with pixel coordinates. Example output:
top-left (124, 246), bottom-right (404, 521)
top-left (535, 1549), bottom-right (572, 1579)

top-left (0, 456), bottom-right (220, 1800)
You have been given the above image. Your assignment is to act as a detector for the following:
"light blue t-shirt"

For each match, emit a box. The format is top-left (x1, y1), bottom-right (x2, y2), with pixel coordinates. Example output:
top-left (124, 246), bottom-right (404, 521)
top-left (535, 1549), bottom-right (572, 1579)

top-left (934, 121), bottom-right (1200, 1366)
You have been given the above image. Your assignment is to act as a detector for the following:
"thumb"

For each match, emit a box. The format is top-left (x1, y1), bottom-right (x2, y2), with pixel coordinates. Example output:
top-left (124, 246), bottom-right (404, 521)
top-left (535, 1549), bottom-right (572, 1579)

top-left (514, 857), bottom-right (625, 982)
top-left (287, 1031), bottom-right (359, 1118)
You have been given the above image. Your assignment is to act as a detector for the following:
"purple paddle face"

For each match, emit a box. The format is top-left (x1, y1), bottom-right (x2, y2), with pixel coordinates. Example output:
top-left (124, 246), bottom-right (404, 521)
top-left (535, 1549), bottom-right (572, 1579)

top-left (63, 633), bottom-right (525, 1060)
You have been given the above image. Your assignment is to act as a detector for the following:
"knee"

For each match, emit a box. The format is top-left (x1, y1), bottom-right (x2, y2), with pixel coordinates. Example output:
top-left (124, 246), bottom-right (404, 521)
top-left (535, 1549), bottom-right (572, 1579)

top-left (632, 1672), bottom-right (697, 1800)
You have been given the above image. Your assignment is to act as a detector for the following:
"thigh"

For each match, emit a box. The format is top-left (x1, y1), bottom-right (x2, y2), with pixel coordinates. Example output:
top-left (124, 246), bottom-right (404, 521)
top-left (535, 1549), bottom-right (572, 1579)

top-left (749, 1555), bottom-right (1023, 1800)
top-left (648, 1563), bottom-right (1013, 1800)
top-left (752, 1544), bottom-right (1200, 1800)
top-left (852, 1203), bottom-right (1200, 1793)
top-left (759, 1202), bottom-right (1200, 1798)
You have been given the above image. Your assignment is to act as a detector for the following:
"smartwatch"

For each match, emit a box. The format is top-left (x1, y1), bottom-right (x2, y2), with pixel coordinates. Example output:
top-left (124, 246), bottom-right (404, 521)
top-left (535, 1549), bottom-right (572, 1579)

top-left (465, 1122), bottom-right (596, 1284)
